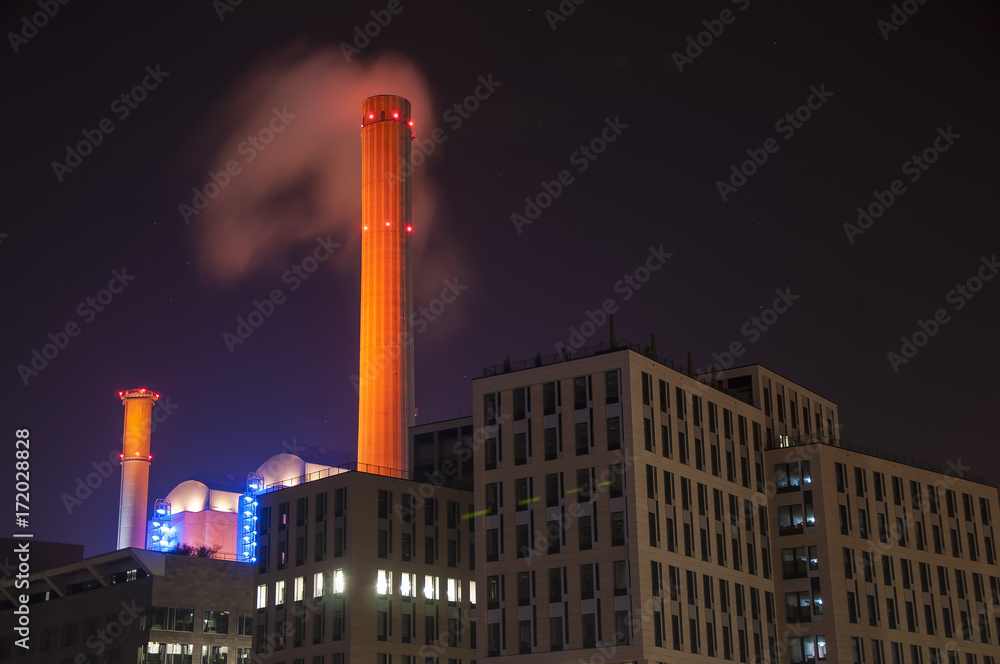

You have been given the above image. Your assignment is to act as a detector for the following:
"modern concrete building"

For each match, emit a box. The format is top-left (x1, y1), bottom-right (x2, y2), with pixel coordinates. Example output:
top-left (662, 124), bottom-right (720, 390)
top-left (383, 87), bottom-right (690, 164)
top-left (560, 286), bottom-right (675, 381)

top-left (0, 548), bottom-right (253, 664)
top-left (473, 343), bottom-right (789, 663)
top-left (471, 342), bottom-right (1000, 664)
top-left (763, 438), bottom-right (1000, 664)
top-left (252, 458), bottom-right (477, 664)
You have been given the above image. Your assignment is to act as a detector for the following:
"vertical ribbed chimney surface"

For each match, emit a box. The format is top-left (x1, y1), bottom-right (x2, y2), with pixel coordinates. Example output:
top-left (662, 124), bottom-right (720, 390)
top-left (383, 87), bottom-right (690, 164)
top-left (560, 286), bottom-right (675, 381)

top-left (117, 388), bottom-right (158, 550)
top-left (357, 95), bottom-right (414, 473)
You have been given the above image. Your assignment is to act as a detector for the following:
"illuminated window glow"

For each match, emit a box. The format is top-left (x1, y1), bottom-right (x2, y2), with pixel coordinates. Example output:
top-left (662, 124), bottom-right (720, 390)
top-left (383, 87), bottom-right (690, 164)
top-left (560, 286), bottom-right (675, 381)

top-left (424, 575), bottom-right (439, 600)
top-left (313, 572), bottom-right (324, 598)
top-left (333, 569), bottom-right (345, 594)
top-left (469, 580), bottom-right (476, 606)
top-left (400, 572), bottom-right (416, 598)
top-left (447, 578), bottom-right (461, 603)
top-left (256, 584), bottom-right (267, 609)
top-left (376, 569), bottom-right (392, 596)
top-left (294, 576), bottom-right (304, 602)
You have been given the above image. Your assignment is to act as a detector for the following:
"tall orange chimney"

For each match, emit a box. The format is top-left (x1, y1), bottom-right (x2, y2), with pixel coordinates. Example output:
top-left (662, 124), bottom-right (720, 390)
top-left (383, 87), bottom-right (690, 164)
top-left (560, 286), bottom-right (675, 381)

top-left (117, 388), bottom-right (158, 550)
top-left (357, 95), bottom-right (414, 473)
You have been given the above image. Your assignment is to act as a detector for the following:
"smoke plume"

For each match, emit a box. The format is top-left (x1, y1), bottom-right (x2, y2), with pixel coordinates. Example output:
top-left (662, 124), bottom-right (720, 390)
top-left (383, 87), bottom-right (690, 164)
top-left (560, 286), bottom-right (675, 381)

top-left (186, 46), bottom-right (464, 304)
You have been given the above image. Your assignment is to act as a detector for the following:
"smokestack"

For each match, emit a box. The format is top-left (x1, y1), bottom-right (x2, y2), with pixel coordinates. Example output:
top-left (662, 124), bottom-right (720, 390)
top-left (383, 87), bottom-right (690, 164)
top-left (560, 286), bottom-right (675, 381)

top-left (357, 95), bottom-right (414, 473)
top-left (117, 388), bottom-right (158, 550)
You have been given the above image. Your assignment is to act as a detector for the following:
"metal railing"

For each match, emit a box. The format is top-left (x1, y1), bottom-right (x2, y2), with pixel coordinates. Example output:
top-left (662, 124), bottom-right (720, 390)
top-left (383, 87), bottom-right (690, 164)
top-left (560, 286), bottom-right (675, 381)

top-left (260, 461), bottom-right (449, 494)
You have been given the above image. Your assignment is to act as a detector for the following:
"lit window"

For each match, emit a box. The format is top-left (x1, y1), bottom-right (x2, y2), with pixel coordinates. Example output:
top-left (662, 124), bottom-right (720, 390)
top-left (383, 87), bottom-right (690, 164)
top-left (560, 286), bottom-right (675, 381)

top-left (313, 572), bottom-right (324, 598)
top-left (400, 572), bottom-right (416, 598)
top-left (424, 575), bottom-right (439, 600)
top-left (377, 570), bottom-right (392, 596)
top-left (447, 578), bottom-right (461, 603)
top-left (275, 580), bottom-right (286, 605)
top-left (256, 584), bottom-right (267, 609)
top-left (333, 569), bottom-right (345, 594)
top-left (293, 576), bottom-right (304, 602)
top-left (469, 580), bottom-right (477, 606)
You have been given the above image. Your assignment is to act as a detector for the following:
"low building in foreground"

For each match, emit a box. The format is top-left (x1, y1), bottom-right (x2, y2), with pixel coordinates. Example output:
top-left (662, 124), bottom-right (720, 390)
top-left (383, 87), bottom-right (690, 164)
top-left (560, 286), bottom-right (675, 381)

top-left (0, 547), bottom-right (252, 663)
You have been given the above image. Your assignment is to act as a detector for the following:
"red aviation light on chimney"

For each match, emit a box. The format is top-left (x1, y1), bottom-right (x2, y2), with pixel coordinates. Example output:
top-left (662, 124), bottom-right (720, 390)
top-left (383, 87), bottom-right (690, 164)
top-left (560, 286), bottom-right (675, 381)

top-left (406, 225), bottom-right (412, 233)
top-left (393, 112), bottom-right (399, 119)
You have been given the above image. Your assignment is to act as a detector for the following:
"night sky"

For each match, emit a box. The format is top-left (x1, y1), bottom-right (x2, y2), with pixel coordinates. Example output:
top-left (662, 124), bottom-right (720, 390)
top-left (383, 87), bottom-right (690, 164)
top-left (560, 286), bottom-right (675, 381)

top-left (2, 1), bottom-right (998, 558)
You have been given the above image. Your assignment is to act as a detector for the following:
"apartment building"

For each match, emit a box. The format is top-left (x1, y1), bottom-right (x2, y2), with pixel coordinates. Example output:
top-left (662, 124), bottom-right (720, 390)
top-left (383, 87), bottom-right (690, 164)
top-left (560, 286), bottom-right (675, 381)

top-left (472, 345), bottom-right (796, 663)
top-left (252, 465), bottom-right (477, 664)
top-left (764, 439), bottom-right (1000, 664)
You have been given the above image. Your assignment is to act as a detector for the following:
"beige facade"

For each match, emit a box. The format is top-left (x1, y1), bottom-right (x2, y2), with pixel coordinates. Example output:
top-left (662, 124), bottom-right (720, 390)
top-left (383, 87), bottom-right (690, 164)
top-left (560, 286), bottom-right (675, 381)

top-left (253, 469), bottom-right (477, 664)
top-left (473, 348), bottom-right (787, 663)
top-left (765, 440), bottom-right (1000, 663)
top-left (472, 347), bottom-right (999, 664)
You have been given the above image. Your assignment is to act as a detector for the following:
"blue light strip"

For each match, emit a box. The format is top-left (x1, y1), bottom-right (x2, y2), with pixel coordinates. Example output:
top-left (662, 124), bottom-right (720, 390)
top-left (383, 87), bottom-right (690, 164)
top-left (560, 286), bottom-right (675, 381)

top-left (238, 472), bottom-right (264, 564)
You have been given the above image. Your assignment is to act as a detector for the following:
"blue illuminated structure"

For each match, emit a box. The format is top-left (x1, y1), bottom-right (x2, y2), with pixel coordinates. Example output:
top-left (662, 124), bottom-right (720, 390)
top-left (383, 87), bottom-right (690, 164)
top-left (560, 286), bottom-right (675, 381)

top-left (148, 498), bottom-right (175, 552)
top-left (238, 472), bottom-right (263, 564)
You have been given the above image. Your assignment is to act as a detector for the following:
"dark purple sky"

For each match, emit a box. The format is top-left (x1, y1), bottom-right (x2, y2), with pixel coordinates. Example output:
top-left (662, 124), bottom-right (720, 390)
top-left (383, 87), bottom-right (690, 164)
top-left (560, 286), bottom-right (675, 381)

top-left (2, 1), bottom-right (998, 557)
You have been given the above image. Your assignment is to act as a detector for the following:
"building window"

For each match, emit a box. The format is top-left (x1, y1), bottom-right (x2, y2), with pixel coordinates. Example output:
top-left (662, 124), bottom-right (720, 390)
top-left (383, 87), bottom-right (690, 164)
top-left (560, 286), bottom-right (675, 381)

top-left (614, 560), bottom-right (628, 596)
top-left (515, 433), bottom-right (528, 465)
top-left (201, 646), bottom-right (229, 664)
top-left (778, 505), bottom-right (804, 535)
top-left (544, 427), bottom-right (558, 459)
top-left (203, 611), bottom-right (229, 634)
top-left (333, 569), bottom-right (345, 594)
top-left (423, 575), bottom-right (439, 600)
top-left (605, 371), bottom-right (619, 404)
top-left (377, 569), bottom-right (392, 596)
top-left (611, 511), bottom-right (626, 546)
top-left (575, 422), bottom-right (590, 455)
top-left (775, 462), bottom-right (810, 492)
top-left (401, 572), bottom-right (416, 598)
top-left (543, 382), bottom-right (557, 415)
top-left (574, 376), bottom-right (588, 409)
top-left (256, 584), bottom-right (267, 609)
top-left (608, 416), bottom-right (621, 451)
top-left (275, 580), bottom-right (286, 605)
